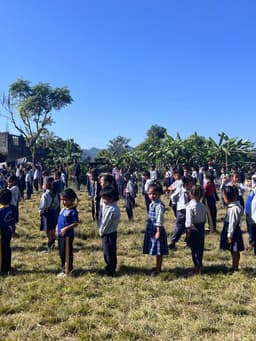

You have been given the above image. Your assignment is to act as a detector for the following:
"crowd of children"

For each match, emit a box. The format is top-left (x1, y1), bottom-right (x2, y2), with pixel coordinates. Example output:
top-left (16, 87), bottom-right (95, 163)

top-left (1, 162), bottom-right (256, 278)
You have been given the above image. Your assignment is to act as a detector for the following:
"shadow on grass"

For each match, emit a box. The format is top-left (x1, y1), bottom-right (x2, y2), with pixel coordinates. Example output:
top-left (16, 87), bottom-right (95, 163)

top-left (118, 264), bottom-right (151, 276)
top-left (6, 264), bottom-right (256, 279)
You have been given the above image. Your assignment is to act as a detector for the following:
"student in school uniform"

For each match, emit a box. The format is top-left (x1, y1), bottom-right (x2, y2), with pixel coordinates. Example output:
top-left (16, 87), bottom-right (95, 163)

top-left (244, 175), bottom-right (256, 250)
top-left (220, 185), bottom-right (244, 272)
top-left (7, 175), bottom-right (20, 236)
top-left (186, 185), bottom-right (207, 275)
top-left (168, 169), bottom-right (183, 217)
top-left (231, 171), bottom-right (246, 209)
top-left (123, 173), bottom-right (136, 222)
top-left (0, 189), bottom-right (15, 274)
top-left (56, 188), bottom-right (79, 277)
top-left (203, 171), bottom-right (218, 232)
top-left (169, 175), bottom-right (194, 250)
top-left (142, 171), bottom-right (154, 213)
top-left (98, 186), bottom-right (120, 277)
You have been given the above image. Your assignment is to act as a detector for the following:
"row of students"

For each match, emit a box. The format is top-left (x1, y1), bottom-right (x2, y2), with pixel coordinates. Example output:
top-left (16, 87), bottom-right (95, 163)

top-left (1, 178), bottom-right (256, 277)
top-left (97, 171), bottom-right (256, 276)
top-left (0, 186), bottom-right (79, 276)
top-left (143, 182), bottom-right (248, 276)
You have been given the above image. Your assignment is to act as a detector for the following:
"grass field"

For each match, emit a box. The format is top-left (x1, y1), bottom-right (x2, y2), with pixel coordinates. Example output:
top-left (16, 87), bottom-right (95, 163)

top-left (1, 186), bottom-right (256, 340)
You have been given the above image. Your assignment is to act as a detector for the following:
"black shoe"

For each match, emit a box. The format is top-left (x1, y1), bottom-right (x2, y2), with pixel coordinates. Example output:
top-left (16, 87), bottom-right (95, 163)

top-left (150, 270), bottom-right (160, 277)
top-left (168, 243), bottom-right (177, 250)
top-left (227, 267), bottom-right (239, 274)
top-left (98, 269), bottom-right (116, 277)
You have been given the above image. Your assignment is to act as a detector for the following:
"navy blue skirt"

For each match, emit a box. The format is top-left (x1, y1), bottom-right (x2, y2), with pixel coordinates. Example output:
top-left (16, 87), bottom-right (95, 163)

top-left (220, 221), bottom-right (244, 252)
top-left (143, 220), bottom-right (169, 256)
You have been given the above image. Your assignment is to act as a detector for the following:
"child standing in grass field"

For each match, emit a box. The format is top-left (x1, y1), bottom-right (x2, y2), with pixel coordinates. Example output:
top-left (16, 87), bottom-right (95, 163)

top-left (56, 188), bottom-right (79, 277)
top-left (143, 183), bottom-right (168, 276)
top-left (220, 185), bottom-right (244, 273)
top-left (99, 186), bottom-right (120, 277)
top-left (7, 175), bottom-right (20, 236)
top-left (39, 177), bottom-right (60, 252)
top-left (185, 185), bottom-right (207, 275)
top-left (0, 189), bottom-right (15, 274)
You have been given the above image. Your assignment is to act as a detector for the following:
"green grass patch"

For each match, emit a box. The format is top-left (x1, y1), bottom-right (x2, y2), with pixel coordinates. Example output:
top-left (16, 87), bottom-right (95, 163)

top-left (1, 188), bottom-right (256, 340)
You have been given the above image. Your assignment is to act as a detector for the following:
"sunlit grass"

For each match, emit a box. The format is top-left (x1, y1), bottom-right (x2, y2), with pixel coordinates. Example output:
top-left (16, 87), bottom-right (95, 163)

top-left (1, 186), bottom-right (256, 340)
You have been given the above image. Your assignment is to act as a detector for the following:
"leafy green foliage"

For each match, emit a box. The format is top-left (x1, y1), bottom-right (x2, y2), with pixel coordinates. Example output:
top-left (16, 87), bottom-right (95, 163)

top-left (103, 127), bottom-right (256, 172)
top-left (36, 134), bottom-right (82, 169)
top-left (4, 79), bottom-right (73, 162)
top-left (107, 136), bottom-right (131, 159)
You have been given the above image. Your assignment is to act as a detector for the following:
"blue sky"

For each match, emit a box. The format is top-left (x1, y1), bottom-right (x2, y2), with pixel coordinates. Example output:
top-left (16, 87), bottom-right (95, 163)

top-left (0, 0), bottom-right (256, 149)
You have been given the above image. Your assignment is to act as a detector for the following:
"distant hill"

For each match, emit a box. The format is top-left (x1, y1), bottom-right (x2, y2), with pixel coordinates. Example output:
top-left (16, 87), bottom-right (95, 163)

top-left (82, 147), bottom-right (101, 160)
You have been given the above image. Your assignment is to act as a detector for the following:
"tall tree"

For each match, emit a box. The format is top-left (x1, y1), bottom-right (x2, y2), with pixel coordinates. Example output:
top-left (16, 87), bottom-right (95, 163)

top-left (2, 79), bottom-right (73, 162)
top-left (135, 125), bottom-right (167, 166)
top-left (146, 124), bottom-right (167, 141)
top-left (107, 136), bottom-right (131, 159)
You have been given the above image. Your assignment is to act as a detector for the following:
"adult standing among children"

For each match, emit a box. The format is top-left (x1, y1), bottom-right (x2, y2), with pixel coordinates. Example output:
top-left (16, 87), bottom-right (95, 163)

top-left (73, 159), bottom-right (81, 192)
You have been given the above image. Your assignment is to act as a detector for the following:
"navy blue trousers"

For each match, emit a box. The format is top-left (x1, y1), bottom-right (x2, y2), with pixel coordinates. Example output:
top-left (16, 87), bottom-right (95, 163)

top-left (102, 231), bottom-right (117, 275)
top-left (246, 214), bottom-right (255, 247)
top-left (205, 196), bottom-right (217, 231)
top-left (125, 193), bottom-right (134, 220)
top-left (170, 210), bottom-right (186, 243)
top-left (189, 224), bottom-right (205, 268)
top-left (144, 194), bottom-right (151, 213)
top-left (1, 236), bottom-right (12, 273)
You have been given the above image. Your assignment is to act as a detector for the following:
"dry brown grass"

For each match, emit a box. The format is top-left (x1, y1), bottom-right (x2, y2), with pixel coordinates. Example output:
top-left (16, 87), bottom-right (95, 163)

top-left (1, 186), bottom-right (256, 340)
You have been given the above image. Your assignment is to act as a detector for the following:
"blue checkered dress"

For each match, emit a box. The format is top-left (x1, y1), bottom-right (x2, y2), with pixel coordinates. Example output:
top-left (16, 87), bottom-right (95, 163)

top-left (143, 200), bottom-right (169, 255)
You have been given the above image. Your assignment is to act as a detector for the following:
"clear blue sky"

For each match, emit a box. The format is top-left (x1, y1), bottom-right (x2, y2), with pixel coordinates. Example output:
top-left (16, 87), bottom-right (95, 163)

top-left (1, 0), bottom-right (256, 149)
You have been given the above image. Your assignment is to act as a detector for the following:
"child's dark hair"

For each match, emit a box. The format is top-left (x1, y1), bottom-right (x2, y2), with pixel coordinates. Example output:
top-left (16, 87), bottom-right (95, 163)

top-left (190, 184), bottom-right (203, 200)
top-left (222, 185), bottom-right (238, 202)
top-left (99, 173), bottom-right (114, 184)
top-left (173, 168), bottom-right (183, 176)
top-left (0, 189), bottom-right (12, 205)
top-left (143, 170), bottom-right (150, 178)
top-left (44, 177), bottom-right (57, 195)
top-left (61, 188), bottom-right (78, 201)
top-left (124, 173), bottom-right (131, 180)
top-left (99, 173), bottom-right (119, 201)
top-left (205, 171), bottom-right (215, 182)
top-left (8, 175), bottom-right (18, 184)
top-left (148, 182), bottom-right (163, 195)
top-left (100, 185), bottom-right (117, 200)
top-left (182, 175), bottom-right (194, 185)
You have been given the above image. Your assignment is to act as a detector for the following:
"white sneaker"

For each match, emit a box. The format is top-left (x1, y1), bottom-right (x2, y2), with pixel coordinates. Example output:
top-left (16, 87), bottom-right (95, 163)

top-left (57, 271), bottom-right (66, 278)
